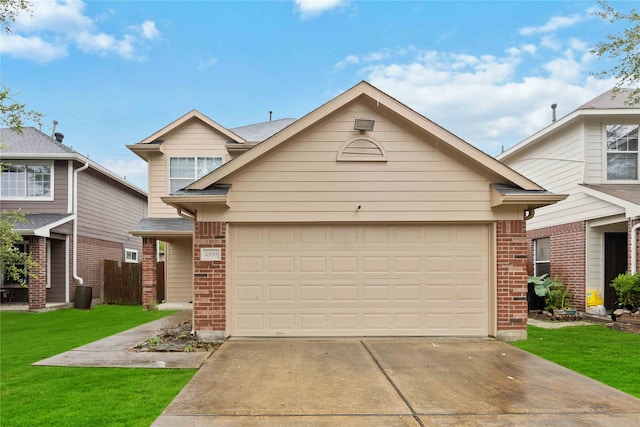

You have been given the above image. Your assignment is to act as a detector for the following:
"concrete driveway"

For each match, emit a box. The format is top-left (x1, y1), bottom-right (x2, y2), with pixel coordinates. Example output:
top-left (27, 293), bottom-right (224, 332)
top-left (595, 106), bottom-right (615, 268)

top-left (153, 339), bottom-right (640, 426)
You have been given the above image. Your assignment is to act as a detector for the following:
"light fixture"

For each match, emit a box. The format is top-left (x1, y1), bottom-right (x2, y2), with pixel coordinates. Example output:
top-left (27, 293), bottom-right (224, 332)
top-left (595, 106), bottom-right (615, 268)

top-left (354, 118), bottom-right (375, 131)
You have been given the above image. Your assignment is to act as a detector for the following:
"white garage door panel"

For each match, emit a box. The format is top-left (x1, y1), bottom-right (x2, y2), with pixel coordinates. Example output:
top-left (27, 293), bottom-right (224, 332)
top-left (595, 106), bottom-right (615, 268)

top-left (230, 224), bottom-right (489, 337)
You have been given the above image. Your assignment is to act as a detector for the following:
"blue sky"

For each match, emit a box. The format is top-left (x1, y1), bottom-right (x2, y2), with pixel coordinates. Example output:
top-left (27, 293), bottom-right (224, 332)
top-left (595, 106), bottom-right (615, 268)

top-left (1, 0), bottom-right (633, 191)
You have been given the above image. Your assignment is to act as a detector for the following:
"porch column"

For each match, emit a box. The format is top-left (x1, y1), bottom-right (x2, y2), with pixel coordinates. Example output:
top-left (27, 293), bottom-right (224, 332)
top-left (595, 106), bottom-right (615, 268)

top-left (193, 221), bottom-right (227, 342)
top-left (630, 218), bottom-right (640, 273)
top-left (28, 236), bottom-right (47, 310)
top-left (496, 220), bottom-right (528, 341)
top-left (141, 237), bottom-right (157, 309)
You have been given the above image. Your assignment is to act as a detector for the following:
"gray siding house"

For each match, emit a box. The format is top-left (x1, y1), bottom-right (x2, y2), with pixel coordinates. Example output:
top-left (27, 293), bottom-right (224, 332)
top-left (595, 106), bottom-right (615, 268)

top-left (0, 127), bottom-right (147, 309)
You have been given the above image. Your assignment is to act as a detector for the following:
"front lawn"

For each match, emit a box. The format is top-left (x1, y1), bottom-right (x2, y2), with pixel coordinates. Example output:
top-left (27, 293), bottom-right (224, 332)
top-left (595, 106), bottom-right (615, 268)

top-left (512, 324), bottom-right (640, 398)
top-left (0, 305), bottom-right (197, 427)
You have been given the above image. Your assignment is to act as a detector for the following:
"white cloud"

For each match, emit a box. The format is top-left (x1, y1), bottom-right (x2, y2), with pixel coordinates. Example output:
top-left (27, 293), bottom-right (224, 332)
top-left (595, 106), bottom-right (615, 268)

top-left (295, 0), bottom-right (347, 19)
top-left (518, 13), bottom-right (585, 36)
top-left (197, 56), bottom-right (219, 70)
top-left (101, 158), bottom-right (148, 187)
top-left (361, 44), bottom-right (615, 155)
top-left (6, 1), bottom-right (160, 62)
top-left (0, 33), bottom-right (68, 62)
top-left (139, 20), bottom-right (160, 40)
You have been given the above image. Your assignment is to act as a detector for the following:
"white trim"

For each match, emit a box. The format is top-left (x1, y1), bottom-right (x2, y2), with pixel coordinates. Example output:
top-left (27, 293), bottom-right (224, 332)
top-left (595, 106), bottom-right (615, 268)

top-left (602, 122), bottom-right (640, 183)
top-left (67, 161), bottom-right (73, 213)
top-left (580, 186), bottom-right (640, 218)
top-left (46, 240), bottom-right (51, 289)
top-left (65, 235), bottom-right (70, 302)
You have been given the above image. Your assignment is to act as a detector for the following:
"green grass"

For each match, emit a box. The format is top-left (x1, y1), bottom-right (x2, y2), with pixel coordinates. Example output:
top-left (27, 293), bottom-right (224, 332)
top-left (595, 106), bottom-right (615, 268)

top-left (0, 305), bottom-right (197, 427)
top-left (512, 324), bottom-right (640, 398)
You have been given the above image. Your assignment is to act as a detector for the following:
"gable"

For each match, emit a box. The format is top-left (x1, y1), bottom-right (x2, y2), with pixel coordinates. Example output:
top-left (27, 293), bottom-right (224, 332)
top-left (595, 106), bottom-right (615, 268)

top-left (196, 99), bottom-right (522, 223)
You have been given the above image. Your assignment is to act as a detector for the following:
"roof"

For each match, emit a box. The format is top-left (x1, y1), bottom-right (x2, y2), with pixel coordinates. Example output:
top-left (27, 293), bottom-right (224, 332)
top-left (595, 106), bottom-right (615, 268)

top-left (0, 127), bottom-right (146, 197)
top-left (581, 184), bottom-right (640, 206)
top-left (491, 184), bottom-right (567, 210)
top-left (14, 213), bottom-right (74, 237)
top-left (230, 118), bottom-right (296, 142)
top-left (498, 88), bottom-right (640, 161)
top-left (129, 217), bottom-right (193, 237)
top-left (187, 81), bottom-right (544, 192)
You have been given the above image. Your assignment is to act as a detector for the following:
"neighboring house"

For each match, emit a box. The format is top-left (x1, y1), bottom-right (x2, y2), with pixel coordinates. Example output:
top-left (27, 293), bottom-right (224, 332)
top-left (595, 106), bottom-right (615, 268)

top-left (0, 127), bottom-right (147, 309)
top-left (498, 88), bottom-right (640, 311)
top-left (129, 81), bottom-right (564, 341)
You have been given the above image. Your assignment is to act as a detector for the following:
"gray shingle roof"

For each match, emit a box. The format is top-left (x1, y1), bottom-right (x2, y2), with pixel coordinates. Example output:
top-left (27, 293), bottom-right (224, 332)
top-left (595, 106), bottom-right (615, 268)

top-left (230, 118), bottom-right (296, 142)
top-left (131, 218), bottom-right (193, 234)
top-left (14, 213), bottom-right (74, 231)
top-left (581, 184), bottom-right (640, 205)
top-left (0, 127), bottom-right (76, 155)
top-left (578, 88), bottom-right (636, 110)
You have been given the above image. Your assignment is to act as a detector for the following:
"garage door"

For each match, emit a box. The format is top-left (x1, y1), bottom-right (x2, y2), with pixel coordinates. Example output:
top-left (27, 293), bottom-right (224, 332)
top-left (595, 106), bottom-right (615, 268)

top-left (229, 224), bottom-right (490, 337)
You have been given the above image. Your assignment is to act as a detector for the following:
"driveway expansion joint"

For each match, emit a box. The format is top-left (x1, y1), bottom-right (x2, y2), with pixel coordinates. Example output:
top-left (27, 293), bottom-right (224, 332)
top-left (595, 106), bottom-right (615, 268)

top-left (361, 340), bottom-right (425, 427)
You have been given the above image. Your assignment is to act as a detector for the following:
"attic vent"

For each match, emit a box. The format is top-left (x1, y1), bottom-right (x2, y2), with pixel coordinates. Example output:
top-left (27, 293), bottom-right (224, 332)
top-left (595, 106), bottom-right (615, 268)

top-left (337, 137), bottom-right (387, 162)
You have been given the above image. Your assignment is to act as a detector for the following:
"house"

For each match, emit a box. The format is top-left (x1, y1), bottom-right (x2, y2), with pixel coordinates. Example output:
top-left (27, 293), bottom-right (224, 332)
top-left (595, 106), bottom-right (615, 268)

top-left (0, 127), bottom-right (147, 309)
top-left (128, 81), bottom-right (565, 341)
top-left (498, 88), bottom-right (640, 311)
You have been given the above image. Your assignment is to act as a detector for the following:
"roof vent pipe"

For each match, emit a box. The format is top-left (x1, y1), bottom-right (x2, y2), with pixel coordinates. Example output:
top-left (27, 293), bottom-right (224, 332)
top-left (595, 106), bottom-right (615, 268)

top-left (269, 111), bottom-right (273, 122)
top-left (54, 132), bottom-right (64, 142)
top-left (551, 103), bottom-right (557, 123)
top-left (51, 120), bottom-right (58, 137)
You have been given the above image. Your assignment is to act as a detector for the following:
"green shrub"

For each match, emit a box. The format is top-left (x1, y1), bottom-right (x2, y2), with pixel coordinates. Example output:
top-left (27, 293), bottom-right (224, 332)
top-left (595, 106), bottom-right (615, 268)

top-left (610, 272), bottom-right (640, 309)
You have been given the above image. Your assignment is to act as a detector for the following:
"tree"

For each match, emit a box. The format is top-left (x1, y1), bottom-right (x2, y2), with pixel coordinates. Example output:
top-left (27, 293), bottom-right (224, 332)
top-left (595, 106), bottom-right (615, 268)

top-left (591, 1), bottom-right (640, 105)
top-left (0, 209), bottom-right (36, 287)
top-left (0, 0), bottom-right (29, 33)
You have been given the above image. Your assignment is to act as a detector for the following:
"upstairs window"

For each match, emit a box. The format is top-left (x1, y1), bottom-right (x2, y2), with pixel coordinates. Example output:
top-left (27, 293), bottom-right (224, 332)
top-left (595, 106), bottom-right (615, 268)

top-left (169, 157), bottom-right (222, 192)
top-left (0, 162), bottom-right (53, 200)
top-left (606, 124), bottom-right (638, 181)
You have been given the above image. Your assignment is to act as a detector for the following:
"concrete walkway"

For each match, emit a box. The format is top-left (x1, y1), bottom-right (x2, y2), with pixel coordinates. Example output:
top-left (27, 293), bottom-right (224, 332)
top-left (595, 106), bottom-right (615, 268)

top-left (153, 338), bottom-right (640, 426)
top-left (33, 310), bottom-right (212, 369)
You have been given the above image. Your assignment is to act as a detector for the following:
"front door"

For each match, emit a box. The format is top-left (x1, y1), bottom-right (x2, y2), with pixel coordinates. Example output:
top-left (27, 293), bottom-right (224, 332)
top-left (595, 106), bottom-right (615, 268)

top-left (604, 232), bottom-right (628, 310)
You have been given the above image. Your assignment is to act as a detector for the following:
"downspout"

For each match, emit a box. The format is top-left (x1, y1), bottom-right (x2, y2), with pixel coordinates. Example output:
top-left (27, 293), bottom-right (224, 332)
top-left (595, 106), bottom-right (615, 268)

top-left (176, 208), bottom-right (197, 336)
top-left (632, 221), bottom-right (640, 274)
top-left (73, 162), bottom-right (89, 284)
top-left (524, 209), bottom-right (535, 221)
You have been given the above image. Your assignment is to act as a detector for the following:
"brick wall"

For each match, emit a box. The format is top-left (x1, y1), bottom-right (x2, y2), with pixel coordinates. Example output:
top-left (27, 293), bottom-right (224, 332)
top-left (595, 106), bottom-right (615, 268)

top-left (496, 220), bottom-right (528, 340)
top-left (141, 237), bottom-right (157, 309)
top-left (527, 221), bottom-right (586, 310)
top-left (630, 218), bottom-right (640, 272)
top-left (72, 236), bottom-right (123, 301)
top-left (193, 221), bottom-right (226, 341)
top-left (27, 236), bottom-right (47, 310)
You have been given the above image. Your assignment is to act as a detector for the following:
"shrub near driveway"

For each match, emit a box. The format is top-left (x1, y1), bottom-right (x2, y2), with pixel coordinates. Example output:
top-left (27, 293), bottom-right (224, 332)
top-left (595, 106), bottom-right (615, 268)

top-left (512, 324), bottom-right (640, 398)
top-left (0, 306), bottom-right (196, 427)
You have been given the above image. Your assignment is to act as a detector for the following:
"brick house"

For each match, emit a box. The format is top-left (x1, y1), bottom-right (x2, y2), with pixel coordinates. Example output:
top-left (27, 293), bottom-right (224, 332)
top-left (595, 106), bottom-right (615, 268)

top-left (498, 88), bottom-right (640, 311)
top-left (0, 127), bottom-right (147, 309)
top-left (129, 81), bottom-right (565, 341)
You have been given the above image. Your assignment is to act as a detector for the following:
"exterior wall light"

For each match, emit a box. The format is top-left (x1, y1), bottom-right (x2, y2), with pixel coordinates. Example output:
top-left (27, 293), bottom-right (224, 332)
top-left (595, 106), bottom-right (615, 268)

top-left (354, 118), bottom-right (375, 131)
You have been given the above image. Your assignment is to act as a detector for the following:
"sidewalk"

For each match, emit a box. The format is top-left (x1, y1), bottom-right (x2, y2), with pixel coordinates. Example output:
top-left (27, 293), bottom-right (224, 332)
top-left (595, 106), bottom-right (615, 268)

top-left (33, 310), bottom-right (213, 369)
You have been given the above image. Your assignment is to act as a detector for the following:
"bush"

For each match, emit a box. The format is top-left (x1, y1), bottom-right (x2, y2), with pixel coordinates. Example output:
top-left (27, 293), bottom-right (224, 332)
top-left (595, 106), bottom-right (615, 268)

top-left (610, 272), bottom-right (640, 309)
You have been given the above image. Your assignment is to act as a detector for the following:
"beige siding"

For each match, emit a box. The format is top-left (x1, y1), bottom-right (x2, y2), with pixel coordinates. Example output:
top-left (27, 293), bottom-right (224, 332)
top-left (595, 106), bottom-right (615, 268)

top-left (201, 101), bottom-right (519, 223)
top-left (586, 226), bottom-right (603, 294)
top-left (528, 193), bottom-right (624, 230)
top-left (584, 118), bottom-right (605, 184)
top-left (148, 119), bottom-right (232, 217)
top-left (165, 237), bottom-right (193, 302)
top-left (76, 168), bottom-right (146, 254)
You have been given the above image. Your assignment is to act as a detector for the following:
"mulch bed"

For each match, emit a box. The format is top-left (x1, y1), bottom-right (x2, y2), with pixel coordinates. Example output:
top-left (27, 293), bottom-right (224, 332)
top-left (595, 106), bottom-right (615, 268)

top-left (529, 310), bottom-right (587, 322)
top-left (132, 321), bottom-right (222, 353)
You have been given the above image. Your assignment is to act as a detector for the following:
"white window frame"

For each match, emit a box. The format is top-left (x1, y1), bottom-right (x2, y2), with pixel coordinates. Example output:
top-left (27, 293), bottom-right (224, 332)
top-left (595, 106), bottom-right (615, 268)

top-left (533, 238), bottom-right (551, 277)
top-left (0, 160), bottom-right (54, 201)
top-left (124, 248), bottom-right (139, 263)
top-left (604, 123), bottom-right (639, 182)
top-left (169, 156), bottom-right (223, 193)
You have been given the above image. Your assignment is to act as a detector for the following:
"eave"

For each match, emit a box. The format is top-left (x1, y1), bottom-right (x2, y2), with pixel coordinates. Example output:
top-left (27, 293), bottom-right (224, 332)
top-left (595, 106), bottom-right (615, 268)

top-left (126, 143), bottom-right (162, 161)
top-left (160, 194), bottom-right (229, 212)
top-left (490, 186), bottom-right (568, 210)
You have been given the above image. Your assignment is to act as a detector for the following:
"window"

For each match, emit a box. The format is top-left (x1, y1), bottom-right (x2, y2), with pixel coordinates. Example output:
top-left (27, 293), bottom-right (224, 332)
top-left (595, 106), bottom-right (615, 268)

top-left (0, 162), bottom-right (53, 199)
top-left (169, 157), bottom-right (222, 192)
top-left (534, 238), bottom-right (550, 277)
top-left (124, 249), bottom-right (138, 263)
top-left (606, 124), bottom-right (638, 181)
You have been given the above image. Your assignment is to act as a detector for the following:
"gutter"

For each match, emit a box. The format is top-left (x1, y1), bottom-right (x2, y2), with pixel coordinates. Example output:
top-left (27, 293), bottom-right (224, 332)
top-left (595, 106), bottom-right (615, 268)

top-left (73, 161), bottom-right (89, 285)
top-left (632, 222), bottom-right (640, 274)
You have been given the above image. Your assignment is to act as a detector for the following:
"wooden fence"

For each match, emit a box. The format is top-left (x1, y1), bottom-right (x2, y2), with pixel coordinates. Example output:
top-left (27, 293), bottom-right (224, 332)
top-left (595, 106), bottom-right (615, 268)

top-left (103, 260), bottom-right (165, 305)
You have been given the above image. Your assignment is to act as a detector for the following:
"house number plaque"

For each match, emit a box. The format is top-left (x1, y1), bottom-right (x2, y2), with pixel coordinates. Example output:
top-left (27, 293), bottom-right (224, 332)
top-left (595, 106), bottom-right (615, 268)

top-left (200, 248), bottom-right (221, 261)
